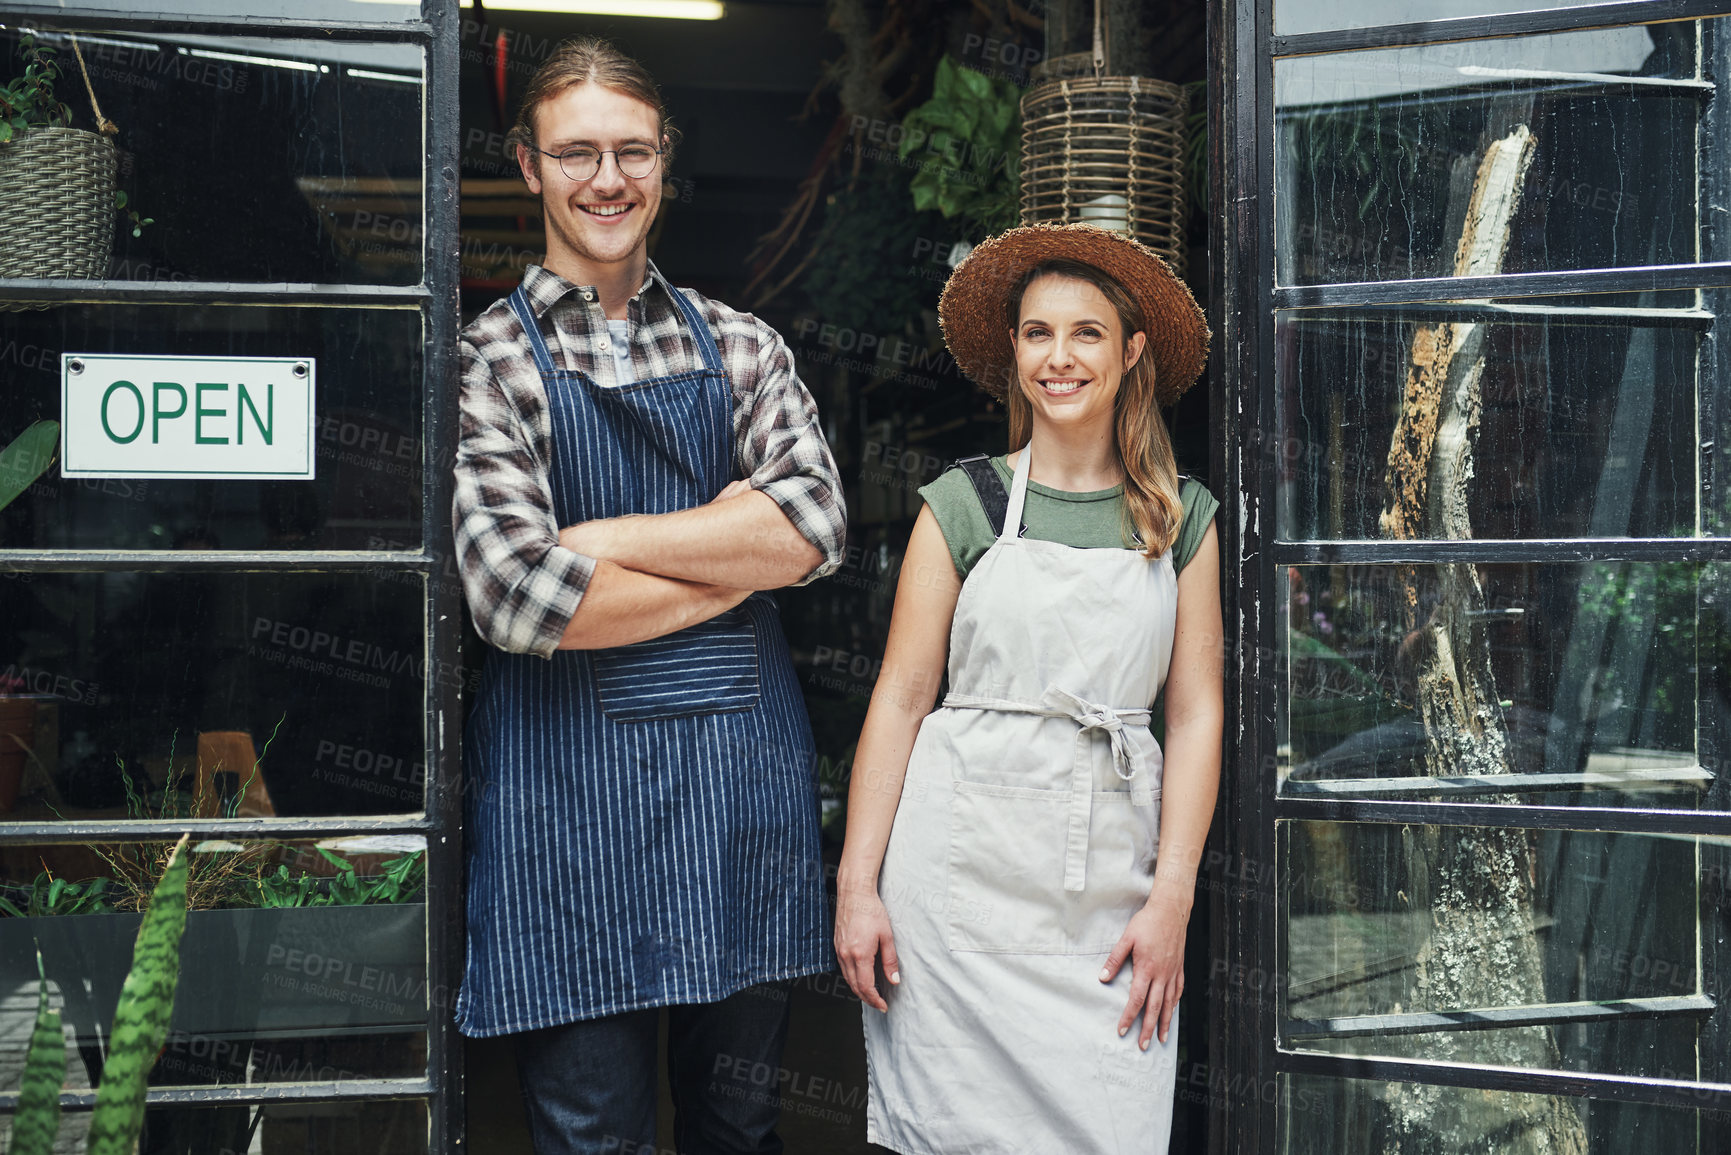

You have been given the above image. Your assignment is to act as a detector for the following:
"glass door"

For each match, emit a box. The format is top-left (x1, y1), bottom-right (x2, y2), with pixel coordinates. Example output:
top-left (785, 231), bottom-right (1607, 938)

top-left (0, 1), bottom-right (461, 1150)
top-left (1217, 0), bottom-right (1731, 1149)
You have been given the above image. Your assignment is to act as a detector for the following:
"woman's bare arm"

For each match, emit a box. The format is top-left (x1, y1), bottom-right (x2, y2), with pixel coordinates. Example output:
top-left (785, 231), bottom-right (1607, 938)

top-left (1101, 522), bottom-right (1224, 1047)
top-left (835, 505), bottom-right (963, 1009)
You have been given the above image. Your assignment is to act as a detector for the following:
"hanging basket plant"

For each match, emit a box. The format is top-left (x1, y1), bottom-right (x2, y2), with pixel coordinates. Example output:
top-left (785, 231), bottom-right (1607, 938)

top-left (0, 31), bottom-right (118, 306)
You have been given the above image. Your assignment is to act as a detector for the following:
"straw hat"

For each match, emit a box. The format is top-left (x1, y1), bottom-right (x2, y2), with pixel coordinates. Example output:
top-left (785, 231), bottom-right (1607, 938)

top-left (937, 222), bottom-right (1210, 407)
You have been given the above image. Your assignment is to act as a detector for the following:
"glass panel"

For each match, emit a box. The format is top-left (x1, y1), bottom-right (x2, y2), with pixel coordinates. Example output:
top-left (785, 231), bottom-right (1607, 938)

top-left (0, 573), bottom-right (432, 820)
top-left (1, 305), bottom-right (423, 550)
top-left (1275, 22), bottom-right (1701, 285)
top-left (6, 0), bottom-right (425, 19)
top-left (0, 29), bottom-right (423, 286)
top-left (1284, 822), bottom-right (1713, 1080)
top-left (0, 838), bottom-right (426, 1088)
top-left (0, 1099), bottom-right (427, 1155)
top-left (1277, 0), bottom-right (1639, 37)
top-left (1280, 563), bottom-right (1709, 804)
top-left (1274, 306), bottom-right (1697, 541)
top-left (1282, 1074), bottom-right (1708, 1152)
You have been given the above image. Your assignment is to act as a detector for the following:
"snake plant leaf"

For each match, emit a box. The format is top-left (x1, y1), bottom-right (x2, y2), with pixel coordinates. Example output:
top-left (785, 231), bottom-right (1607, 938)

top-left (86, 835), bottom-right (191, 1155)
top-left (0, 420), bottom-right (60, 514)
top-left (11, 957), bottom-right (66, 1155)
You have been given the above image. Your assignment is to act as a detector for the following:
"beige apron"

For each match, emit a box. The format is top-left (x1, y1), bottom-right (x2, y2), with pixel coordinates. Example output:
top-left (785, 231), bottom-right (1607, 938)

top-left (865, 444), bottom-right (1181, 1155)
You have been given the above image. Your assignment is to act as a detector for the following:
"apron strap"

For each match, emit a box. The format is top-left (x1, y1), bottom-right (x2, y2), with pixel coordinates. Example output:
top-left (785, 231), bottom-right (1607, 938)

top-left (1001, 443), bottom-right (1033, 543)
top-left (664, 282), bottom-right (728, 376)
top-left (942, 687), bottom-right (1157, 893)
top-left (507, 286), bottom-right (559, 379)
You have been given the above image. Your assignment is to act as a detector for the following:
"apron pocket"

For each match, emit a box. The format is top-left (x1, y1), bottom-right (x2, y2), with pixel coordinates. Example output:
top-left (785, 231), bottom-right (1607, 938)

top-left (592, 605), bottom-right (762, 722)
top-left (946, 781), bottom-right (1159, 955)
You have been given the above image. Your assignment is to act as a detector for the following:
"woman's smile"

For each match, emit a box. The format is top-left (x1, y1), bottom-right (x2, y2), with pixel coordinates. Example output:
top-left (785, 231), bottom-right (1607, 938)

top-left (1039, 376), bottom-right (1089, 396)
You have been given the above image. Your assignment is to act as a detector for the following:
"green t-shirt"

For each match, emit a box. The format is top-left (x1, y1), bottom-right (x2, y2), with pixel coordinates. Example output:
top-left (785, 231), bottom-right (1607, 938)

top-left (917, 454), bottom-right (1220, 581)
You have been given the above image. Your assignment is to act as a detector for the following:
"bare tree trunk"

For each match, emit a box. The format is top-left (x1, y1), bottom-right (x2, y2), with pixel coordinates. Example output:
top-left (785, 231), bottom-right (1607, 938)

top-left (1378, 126), bottom-right (1590, 1155)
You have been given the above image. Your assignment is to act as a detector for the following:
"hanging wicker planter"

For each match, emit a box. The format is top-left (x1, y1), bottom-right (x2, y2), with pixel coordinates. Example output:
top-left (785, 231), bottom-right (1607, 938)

top-left (0, 127), bottom-right (116, 281)
top-left (0, 33), bottom-right (119, 311)
top-left (1018, 75), bottom-right (1190, 278)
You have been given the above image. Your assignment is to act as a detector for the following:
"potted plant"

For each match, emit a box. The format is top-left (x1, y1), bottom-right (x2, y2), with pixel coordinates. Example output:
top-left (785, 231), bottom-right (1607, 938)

top-left (0, 841), bottom-right (429, 1089)
top-left (0, 30), bottom-right (118, 295)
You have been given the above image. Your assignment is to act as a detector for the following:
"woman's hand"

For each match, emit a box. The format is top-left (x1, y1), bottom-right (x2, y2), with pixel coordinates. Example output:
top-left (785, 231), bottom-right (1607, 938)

top-left (1099, 893), bottom-right (1188, 1048)
top-left (835, 885), bottom-right (901, 1013)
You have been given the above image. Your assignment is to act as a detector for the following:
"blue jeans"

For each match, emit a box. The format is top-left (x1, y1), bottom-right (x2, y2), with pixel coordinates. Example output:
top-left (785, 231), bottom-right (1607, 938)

top-left (513, 982), bottom-right (794, 1155)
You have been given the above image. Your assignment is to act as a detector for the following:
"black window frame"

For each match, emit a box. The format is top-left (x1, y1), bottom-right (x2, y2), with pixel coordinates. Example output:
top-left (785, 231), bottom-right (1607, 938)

top-left (1213, 0), bottom-right (1731, 1150)
top-left (0, 1), bottom-right (464, 1149)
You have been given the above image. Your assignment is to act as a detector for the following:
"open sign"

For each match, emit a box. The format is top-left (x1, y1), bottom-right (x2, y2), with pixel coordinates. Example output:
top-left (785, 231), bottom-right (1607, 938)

top-left (61, 353), bottom-right (316, 479)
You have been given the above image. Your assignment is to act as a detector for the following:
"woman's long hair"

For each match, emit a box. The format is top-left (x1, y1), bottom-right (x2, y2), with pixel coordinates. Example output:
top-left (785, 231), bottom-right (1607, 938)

top-left (1003, 258), bottom-right (1183, 558)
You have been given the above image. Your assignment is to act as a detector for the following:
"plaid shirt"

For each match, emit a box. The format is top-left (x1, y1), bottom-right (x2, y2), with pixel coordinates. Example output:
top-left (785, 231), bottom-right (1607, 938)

top-left (454, 262), bottom-right (846, 658)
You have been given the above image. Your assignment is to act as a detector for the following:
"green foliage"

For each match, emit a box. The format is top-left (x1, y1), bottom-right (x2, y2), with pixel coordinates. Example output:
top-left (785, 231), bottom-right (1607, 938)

top-left (0, 34), bottom-right (72, 145)
top-left (8, 839), bottom-right (192, 1153)
top-left (1183, 80), bottom-right (1208, 216)
top-left (897, 56), bottom-right (1021, 236)
top-left (13, 957), bottom-right (64, 1155)
top-left (802, 164), bottom-right (948, 337)
top-left (0, 420), bottom-right (60, 514)
top-left (251, 848), bottom-right (426, 909)
top-left (114, 189), bottom-right (153, 238)
top-left (1293, 100), bottom-right (1436, 221)
top-left (87, 834), bottom-right (191, 1155)
top-left (0, 871), bottom-right (112, 918)
top-left (1574, 561), bottom-right (1704, 739)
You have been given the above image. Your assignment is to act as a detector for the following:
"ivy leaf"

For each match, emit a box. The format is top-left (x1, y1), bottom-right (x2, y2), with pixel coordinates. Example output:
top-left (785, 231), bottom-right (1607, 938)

top-left (115, 190), bottom-right (128, 209)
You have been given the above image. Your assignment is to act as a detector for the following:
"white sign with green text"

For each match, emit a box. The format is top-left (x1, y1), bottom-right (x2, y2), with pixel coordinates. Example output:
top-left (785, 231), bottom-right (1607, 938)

top-left (61, 354), bottom-right (315, 479)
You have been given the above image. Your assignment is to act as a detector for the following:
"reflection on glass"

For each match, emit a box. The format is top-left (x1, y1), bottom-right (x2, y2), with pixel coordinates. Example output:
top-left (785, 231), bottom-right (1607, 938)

top-left (1275, 22), bottom-right (1701, 285)
top-left (1275, 309), bottom-right (1697, 540)
top-left (1280, 563), bottom-right (1707, 803)
top-left (1276, 0), bottom-right (1640, 37)
top-left (0, 305), bottom-right (423, 550)
top-left (0, 574), bottom-right (432, 819)
top-left (1282, 1074), bottom-right (1702, 1152)
top-left (0, 28), bottom-right (423, 287)
top-left (1284, 822), bottom-right (1706, 1081)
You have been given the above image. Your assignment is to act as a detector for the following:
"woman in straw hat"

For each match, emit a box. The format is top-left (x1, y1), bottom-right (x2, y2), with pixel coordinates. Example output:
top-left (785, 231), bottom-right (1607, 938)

top-left (835, 222), bottom-right (1223, 1152)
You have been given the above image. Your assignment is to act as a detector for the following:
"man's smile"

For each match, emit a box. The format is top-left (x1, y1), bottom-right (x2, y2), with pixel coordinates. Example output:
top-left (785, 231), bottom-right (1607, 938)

top-left (578, 203), bottom-right (633, 218)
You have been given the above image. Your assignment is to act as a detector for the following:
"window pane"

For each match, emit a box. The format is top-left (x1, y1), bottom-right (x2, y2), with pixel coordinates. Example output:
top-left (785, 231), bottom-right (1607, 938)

top-left (6, 0), bottom-right (424, 19)
top-left (0, 838), bottom-right (426, 1091)
top-left (1275, 306), bottom-right (1697, 541)
top-left (0, 29), bottom-right (423, 287)
top-left (0, 573), bottom-right (434, 821)
top-left (0, 1098), bottom-right (427, 1154)
top-left (1276, 0), bottom-right (1643, 36)
top-left (1280, 563), bottom-right (1709, 806)
top-left (1282, 1074), bottom-right (1709, 1152)
top-left (1, 305), bottom-right (422, 551)
top-left (1284, 822), bottom-right (1711, 1081)
top-left (1275, 22), bottom-right (1699, 286)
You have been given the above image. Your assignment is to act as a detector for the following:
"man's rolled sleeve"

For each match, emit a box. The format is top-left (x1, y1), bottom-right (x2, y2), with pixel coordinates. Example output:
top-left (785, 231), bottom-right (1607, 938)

top-left (740, 327), bottom-right (846, 585)
top-left (452, 336), bottom-right (595, 657)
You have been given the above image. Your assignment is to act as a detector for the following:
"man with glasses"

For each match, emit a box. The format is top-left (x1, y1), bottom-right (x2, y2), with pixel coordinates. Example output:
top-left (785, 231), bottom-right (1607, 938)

top-left (451, 37), bottom-right (844, 1155)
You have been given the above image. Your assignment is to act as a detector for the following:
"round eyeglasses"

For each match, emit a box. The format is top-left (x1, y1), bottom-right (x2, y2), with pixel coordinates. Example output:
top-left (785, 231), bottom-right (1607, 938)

top-left (534, 145), bottom-right (663, 182)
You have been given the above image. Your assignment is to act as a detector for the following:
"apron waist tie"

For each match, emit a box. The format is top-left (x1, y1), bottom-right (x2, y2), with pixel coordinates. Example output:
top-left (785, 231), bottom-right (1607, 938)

top-left (942, 686), bottom-right (1158, 893)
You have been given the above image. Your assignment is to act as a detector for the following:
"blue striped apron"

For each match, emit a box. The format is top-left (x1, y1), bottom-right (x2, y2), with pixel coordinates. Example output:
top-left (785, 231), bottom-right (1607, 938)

top-left (454, 284), bottom-right (830, 1037)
